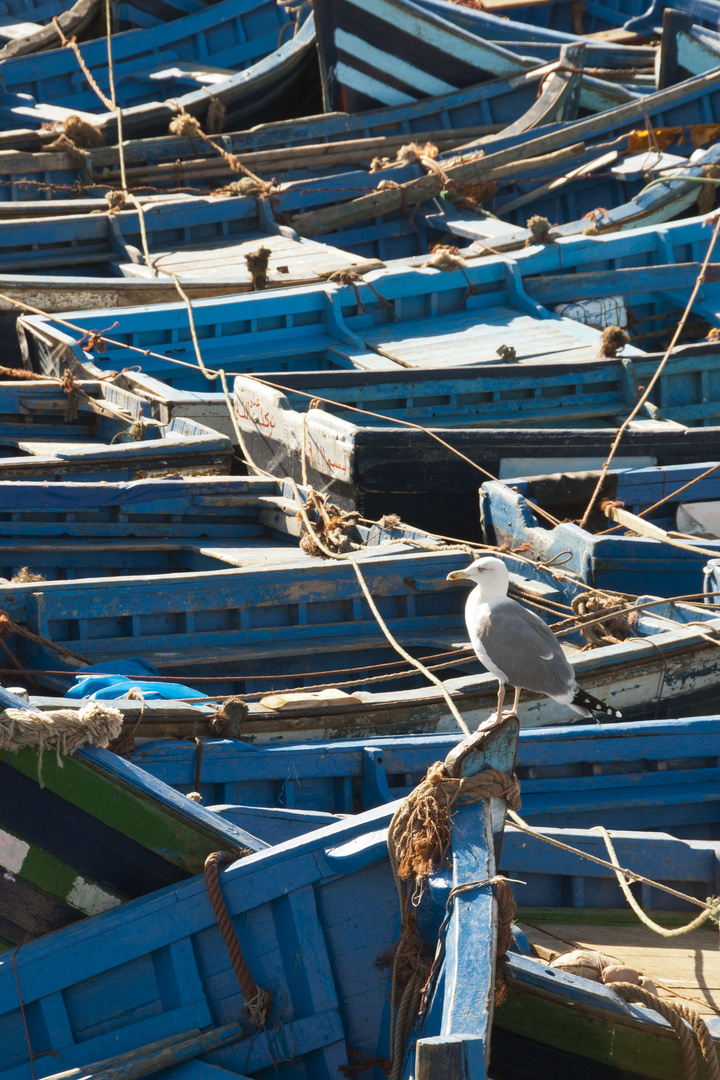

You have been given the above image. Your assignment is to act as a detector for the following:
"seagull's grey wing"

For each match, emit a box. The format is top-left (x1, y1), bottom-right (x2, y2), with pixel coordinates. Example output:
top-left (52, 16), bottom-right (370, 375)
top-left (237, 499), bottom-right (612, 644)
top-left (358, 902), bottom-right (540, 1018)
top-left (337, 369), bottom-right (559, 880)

top-left (475, 598), bottom-right (575, 697)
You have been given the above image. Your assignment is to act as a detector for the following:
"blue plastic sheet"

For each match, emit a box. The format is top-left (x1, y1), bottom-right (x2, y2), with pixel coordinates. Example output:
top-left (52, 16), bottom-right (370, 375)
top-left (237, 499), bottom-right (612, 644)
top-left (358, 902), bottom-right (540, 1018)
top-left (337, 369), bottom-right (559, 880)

top-left (67, 659), bottom-right (206, 700)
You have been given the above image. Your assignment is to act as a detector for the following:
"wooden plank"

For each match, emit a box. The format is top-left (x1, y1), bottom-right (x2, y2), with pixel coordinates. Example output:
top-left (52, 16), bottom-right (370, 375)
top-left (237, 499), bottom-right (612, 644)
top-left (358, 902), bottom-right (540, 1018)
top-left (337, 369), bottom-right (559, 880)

top-left (520, 922), bottom-right (720, 1018)
top-left (1, 747), bottom-right (253, 875)
top-left (606, 504), bottom-right (720, 557)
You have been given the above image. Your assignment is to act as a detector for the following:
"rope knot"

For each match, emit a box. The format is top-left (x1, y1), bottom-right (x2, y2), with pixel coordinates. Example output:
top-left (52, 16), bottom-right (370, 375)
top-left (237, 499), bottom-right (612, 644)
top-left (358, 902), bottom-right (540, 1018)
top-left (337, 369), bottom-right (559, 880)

top-left (169, 110), bottom-right (203, 139)
top-left (297, 489), bottom-right (361, 558)
top-left (571, 591), bottom-right (631, 647)
top-left (525, 215), bottom-right (555, 246)
top-left (211, 695), bottom-right (249, 737)
top-left (77, 320), bottom-right (119, 355)
top-left (105, 189), bottom-right (126, 214)
top-left (598, 325), bottom-right (630, 357)
top-left (204, 851), bottom-right (271, 1028)
top-left (245, 246), bottom-right (271, 291)
top-left (60, 369), bottom-right (79, 422)
top-left (423, 247), bottom-right (466, 273)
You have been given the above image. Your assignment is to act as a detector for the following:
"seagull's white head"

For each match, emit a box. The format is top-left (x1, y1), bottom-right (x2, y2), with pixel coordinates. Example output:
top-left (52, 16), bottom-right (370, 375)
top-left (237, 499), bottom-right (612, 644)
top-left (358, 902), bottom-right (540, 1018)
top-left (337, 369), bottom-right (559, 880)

top-left (446, 556), bottom-right (510, 600)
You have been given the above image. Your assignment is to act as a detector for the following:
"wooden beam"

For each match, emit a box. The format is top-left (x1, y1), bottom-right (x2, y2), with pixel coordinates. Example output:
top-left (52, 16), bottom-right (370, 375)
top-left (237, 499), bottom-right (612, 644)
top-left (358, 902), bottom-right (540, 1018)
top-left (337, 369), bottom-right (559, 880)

top-left (290, 143), bottom-right (586, 238)
top-left (605, 504), bottom-right (720, 557)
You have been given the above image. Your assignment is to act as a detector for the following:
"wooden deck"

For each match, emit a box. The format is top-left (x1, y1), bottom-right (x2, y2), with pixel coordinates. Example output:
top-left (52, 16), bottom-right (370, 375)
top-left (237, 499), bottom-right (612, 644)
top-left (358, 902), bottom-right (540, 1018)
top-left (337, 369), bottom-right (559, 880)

top-left (119, 232), bottom-right (381, 287)
top-left (521, 920), bottom-right (720, 1018)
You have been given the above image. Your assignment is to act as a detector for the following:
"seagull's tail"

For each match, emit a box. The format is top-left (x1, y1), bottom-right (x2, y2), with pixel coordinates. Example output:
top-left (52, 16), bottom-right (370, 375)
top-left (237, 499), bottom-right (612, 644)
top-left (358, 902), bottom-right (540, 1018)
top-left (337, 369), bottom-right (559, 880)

top-left (571, 687), bottom-right (622, 719)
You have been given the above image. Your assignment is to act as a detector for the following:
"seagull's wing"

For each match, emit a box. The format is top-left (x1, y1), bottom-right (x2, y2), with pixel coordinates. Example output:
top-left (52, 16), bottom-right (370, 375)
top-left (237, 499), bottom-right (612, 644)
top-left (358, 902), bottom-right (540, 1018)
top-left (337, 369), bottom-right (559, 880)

top-left (475, 598), bottom-right (575, 698)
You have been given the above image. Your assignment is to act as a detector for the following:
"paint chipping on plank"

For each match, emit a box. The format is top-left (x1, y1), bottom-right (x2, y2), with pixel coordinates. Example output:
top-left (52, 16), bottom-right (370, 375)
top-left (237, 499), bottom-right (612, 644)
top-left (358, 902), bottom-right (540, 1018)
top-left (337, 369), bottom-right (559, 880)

top-left (66, 876), bottom-right (122, 916)
top-left (0, 830), bottom-right (29, 874)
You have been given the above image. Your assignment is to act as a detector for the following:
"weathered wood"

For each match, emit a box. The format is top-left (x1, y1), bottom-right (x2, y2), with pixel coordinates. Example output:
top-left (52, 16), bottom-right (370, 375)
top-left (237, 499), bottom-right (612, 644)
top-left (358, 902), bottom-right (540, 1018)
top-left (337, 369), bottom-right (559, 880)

top-left (0, 0), bottom-right (316, 143)
top-left (521, 922), bottom-right (720, 1018)
top-left (43, 1023), bottom-right (246, 1080)
top-left (290, 143), bottom-right (587, 237)
top-left (119, 126), bottom-right (505, 184)
top-left (0, 0), bottom-right (98, 61)
top-left (290, 63), bottom-right (720, 237)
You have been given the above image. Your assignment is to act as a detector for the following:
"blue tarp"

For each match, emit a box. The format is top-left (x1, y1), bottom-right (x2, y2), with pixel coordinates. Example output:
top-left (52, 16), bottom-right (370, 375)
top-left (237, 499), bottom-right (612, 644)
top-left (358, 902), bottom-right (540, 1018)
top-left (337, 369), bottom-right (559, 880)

top-left (67, 659), bottom-right (206, 700)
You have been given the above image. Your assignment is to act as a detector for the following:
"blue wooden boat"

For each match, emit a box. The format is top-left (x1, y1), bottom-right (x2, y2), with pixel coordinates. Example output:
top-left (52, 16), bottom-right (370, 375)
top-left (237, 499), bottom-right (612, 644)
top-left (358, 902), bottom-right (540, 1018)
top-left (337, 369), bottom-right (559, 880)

top-left (625, 0), bottom-right (720, 35)
top-left (0, 63), bottom-right (717, 286)
top-left (0, 194), bottom-right (382, 285)
top-left (0, 60), bottom-right (593, 201)
top-left (0, 713), bottom-right (520, 1080)
top-left (496, 823), bottom-right (720, 1079)
top-left (0, 473), bottom-right (422, 579)
top-left (424, 137), bottom-right (720, 242)
top-left (0, 683), bottom-right (264, 948)
top-left (17, 211), bottom-right (720, 534)
top-left (0, 378), bottom-right (232, 480)
top-left (311, 0), bottom-right (645, 113)
top-left (131, 715), bottom-right (720, 841)
top-left (284, 65), bottom-right (720, 257)
top-left (481, 461), bottom-right (720, 596)
top-left (662, 19), bottom-right (720, 90)
top-left (417, 0), bottom-right (651, 39)
top-left (0, 0), bottom-right (225, 63)
top-left (416, 0), bottom-right (655, 60)
top-left (3, 548), bottom-right (720, 733)
top-left (0, 0), bottom-right (98, 61)
top-left (0, 0), bottom-right (316, 141)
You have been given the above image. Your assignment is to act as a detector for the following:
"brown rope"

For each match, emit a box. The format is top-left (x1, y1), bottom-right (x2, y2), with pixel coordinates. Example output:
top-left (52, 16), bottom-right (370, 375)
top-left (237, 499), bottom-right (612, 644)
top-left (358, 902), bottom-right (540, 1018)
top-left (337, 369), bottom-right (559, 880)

top-left (0, 610), bottom-right (89, 664)
top-left (339, 1048), bottom-right (392, 1077)
top-left (385, 763), bottom-right (521, 1080)
top-left (52, 18), bottom-right (113, 110)
top-left (203, 851), bottom-right (272, 1027)
top-left (611, 983), bottom-right (720, 1080)
top-left (444, 875), bottom-right (516, 1006)
top-left (571, 592), bottom-right (631, 648)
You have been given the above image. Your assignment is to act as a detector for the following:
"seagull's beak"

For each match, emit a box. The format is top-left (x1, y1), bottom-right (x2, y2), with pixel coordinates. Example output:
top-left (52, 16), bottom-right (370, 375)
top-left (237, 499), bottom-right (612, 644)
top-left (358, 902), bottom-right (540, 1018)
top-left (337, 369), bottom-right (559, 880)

top-left (446, 569), bottom-right (469, 581)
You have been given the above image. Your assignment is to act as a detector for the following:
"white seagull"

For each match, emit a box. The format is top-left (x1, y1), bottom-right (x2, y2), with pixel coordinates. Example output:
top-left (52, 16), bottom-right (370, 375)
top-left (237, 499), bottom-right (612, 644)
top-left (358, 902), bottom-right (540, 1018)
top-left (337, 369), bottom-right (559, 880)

top-left (447, 556), bottom-right (622, 721)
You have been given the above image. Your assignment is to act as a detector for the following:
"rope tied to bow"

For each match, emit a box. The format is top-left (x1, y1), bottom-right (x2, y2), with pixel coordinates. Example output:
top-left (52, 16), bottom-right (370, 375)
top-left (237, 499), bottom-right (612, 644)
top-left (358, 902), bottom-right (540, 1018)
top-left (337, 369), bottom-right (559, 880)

top-left (204, 851), bottom-right (272, 1028)
top-left (384, 762), bottom-right (521, 1080)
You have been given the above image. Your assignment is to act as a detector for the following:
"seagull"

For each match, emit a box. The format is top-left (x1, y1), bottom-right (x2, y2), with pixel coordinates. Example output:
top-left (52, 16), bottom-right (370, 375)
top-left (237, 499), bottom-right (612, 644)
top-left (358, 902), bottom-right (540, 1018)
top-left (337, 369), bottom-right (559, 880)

top-left (447, 556), bottom-right (622, 721)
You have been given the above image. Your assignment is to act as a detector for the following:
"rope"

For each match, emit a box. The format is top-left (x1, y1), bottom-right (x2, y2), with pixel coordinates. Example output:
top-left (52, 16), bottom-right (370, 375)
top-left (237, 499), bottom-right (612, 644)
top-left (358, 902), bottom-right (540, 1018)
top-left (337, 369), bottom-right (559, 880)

top-left (593, 825), bottom-right (720, 937)
top-left (203, 851), bottom-right (271, 1027)
top-left (611, 983), bottom-right (719, 1080)
top-left (635, 462), bottom-right (720, 521)
top-left (508, 809), bottom-right (720, 922)
top-left (167, 104), bottom-right (274, 196)
top-left (579, 213), bottom-right (720, 529)
top-left (0, 702), bottom-right (122, 785)
top-left (52, 17), bottom-right (113, 110)
top-left (0, 610), bottom-right (89, 663)
top-left (11, 947), bottom-right (36, 1080)
top-left (385, 762), bottom-right (521, 1080)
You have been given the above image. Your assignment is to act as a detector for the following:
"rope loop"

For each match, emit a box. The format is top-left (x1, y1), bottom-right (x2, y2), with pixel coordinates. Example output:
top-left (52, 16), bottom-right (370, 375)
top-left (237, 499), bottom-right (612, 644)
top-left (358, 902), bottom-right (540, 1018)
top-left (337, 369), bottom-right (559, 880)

top-left (204, 851), bottom-right (272, 1028)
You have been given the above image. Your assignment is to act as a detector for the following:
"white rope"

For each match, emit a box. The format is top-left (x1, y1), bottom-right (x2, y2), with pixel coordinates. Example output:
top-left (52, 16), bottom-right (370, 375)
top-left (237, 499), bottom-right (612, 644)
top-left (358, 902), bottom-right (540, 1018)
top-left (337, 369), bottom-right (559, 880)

top-left (508, 809), bottom-right (720, 929)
